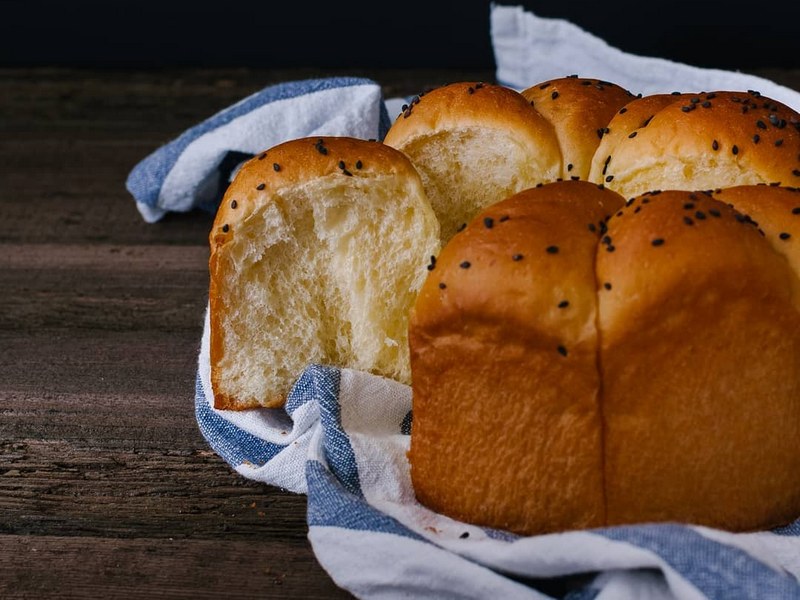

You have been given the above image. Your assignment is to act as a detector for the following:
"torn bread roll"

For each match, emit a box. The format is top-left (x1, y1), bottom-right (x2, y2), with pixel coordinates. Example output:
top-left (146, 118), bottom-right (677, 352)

top-left (409, 180), bottom-right (800, 535)
top-left (209, 137), bottom-right (440, 410)
top-left (384, 78), bottom-right (634, 243)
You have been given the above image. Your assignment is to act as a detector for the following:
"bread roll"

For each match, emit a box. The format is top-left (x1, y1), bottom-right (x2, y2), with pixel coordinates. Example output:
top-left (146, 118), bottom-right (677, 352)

top-left (521, 76), bottom-right (636, 180)
top-left (409, 180), bottom-right (625, 534)
top-left (589, 91), bottom-right (800, 197)
top-left (209, 136), bottom-right (440, 409)
top-left (383, 81), bottom-right (562, 242)
top-left (598, 188), bottom-right (800, 530)
top-left (409, 180), bottom-right (800, 534)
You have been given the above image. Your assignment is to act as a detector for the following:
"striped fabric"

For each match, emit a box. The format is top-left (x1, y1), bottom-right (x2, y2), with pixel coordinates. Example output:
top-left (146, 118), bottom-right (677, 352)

top-left (195, 308), bottom-right (800, 600)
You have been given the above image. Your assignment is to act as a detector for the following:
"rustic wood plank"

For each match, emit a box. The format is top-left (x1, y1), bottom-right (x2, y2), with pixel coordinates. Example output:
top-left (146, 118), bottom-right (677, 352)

top-left (0, 534), bottom-right (352, 599)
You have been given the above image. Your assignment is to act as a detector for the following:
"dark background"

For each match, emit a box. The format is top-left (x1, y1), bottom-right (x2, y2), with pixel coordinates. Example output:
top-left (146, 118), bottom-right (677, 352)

top-left (2, 0), bottom-right (799, 71)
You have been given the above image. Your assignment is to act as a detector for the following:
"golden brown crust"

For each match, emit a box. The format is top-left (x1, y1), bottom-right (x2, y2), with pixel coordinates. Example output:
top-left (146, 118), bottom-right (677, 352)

top-left (597, 189), bottom-right (800, 530)
top-left (209, 136), bottom-right (427, 410)
top-left (521, 76), bottom-right (636, 179)
top-left (410, 182), bottom-right (800, 534)
top-left (409, 181), bottom-right (625, 535)
top-left (383, 81), bottom-right (562, 176)
top-left (592, 91), bottom-right (800, 196)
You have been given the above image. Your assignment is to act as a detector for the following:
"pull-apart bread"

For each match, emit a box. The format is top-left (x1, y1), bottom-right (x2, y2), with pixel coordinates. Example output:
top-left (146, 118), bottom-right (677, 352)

top-left (383, 78), bottom-right (634, 242)
top-left (209, 137), bottom-right (439, 409)
top-left (409, 180), bottom-right (800, 535)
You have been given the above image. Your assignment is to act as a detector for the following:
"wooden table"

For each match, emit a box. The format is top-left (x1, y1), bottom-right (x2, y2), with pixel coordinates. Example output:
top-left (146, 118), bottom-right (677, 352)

top-left (2, 66), bottom-right (799, 599)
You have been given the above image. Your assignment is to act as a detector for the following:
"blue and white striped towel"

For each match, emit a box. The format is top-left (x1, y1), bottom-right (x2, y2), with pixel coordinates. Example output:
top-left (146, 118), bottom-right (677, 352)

top-left (129, 4), bottom-right (800, 598)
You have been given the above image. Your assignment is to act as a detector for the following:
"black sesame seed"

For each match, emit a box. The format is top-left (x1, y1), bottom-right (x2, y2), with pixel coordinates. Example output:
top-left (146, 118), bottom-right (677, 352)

top-left (776, 139), bottom-right (784, 147)
top-left (546, 245), bottom-right (559, 254)
top-left (712, 140), bottom-right (719, 151)
top-left (499, 215), bottom-right (510, 222)
top-left (606, 175), bottom-right (614, 182)
top-left (256, 183), bottom-right (266, 190)
top-left (567, 163), bottom-right (574, 172)
top-left (338, 161), bottom-right (346, 169)
top-left (439, 282), bottom-right (447, 289)
top-left (356, 160), bottom-right (363, 169)
top-left (460, 532), bottom-right (469, 539)
top-left (709, 209), bottom-right (721, 217)
top-left (684, 216), bottom-right (694, 226)
top-left (753, 134), bottom-right (760, 144)
top-left (512, 254), bottom-right (523, 261)
top-left (222, 224), bottom-right (229, 233)
top-left (619, 107), bottom-right (628, 114)
top-left (732, 145), bottom-right (739, 155)
top-left (588, 223), bottom-right (597, 232)
top-left (557, 345), bottom-right (568, 357)
top-left (604, 282), bottom-right (612, 290)
top-left (230, 200), bottom-right (238, 209)
top-left (628, 131), bottom-right (637, 139)
top-left (793, 207), bottom-right (800, 214)
top-left (756, 120), bottom-right (767, 129)
top-left (460, 261), bottom-right (471, 269)
top-left (683, 203), bottom-right (695, 210)
top-left (558, 300), bottom-right (569, 308)
top-left (484, 217), bottom-right (494, 229)
top-left (695, 211), bottom-right (707, 220)
top-left (342, 169), bottom-right (353, 176)
top-left (258, 152), bottom-right (267, 160)
top-left (794, 170), bottom-right (800, 177)
top-left (551, 91), bottom-right (559, 100)
top-left (702, 101), bottom-right (711, 108)
top-left (651, 238), bottom-right (665, 246)
top-left (606, 245), bottom-right (616, 252)
top-left (780, 232), bottom-right (792, 240)
top-left (273, 163), bottom-right (281, 172)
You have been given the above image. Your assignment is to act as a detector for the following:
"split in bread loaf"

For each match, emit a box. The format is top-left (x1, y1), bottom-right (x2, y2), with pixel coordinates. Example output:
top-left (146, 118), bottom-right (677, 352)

top-left (209, 136), bottom-right (440, 409)
top-left (409, 180), bottom-right (800, 535)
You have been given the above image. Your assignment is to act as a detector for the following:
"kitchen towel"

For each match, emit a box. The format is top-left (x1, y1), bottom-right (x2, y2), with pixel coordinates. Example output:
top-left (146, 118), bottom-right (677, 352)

top-left (146, 3), bottom-right (800, 598)
top-left (125, 77), bottom-right (391, 223)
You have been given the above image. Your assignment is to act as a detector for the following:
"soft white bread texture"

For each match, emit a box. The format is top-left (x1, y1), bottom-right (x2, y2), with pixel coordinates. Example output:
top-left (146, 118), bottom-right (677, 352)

top-left (589, 90), bottom-right (800, 197)
top-left (209, 137), bottom-right (440, 410)
top-left (383, 82), bottom-right (562, 242)
top-left (383, 77), bottom-right (634, 243)
top-left (409, 180), bottom-right (800, 535)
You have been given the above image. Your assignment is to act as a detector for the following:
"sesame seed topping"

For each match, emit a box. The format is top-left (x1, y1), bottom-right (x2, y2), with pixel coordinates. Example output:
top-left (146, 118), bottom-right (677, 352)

top-left (628, 131), bottom-right (637, 138)
top-left (256, 183), bottom-right (265, 190)
top-left (499, 215), bottom-right (510, 222)
top-left (793, 207), bottom-right (800, 214)
top-left (651, 238), bottom-right (665, 246)
top-left (484, 217), bottom-right (494, 229)
top-left (776, 139), bottom-right (784, 147)
top-left (794, 170), bottom-right (800, 177)
top-left (459, 261), bottom-right (471, 269)
top-left (756, 120), bottom-right (767, 129)
top-left (258, 152), bottom-right (267, 160)
top-left (439, 282), bottom-right (447, 289)
top-left (684, 216), bottom-right (694, 225)
top-left (695, 211), bottom-right (707, 220)
top-left (557, 345), bottom-right (568, 357)
top-left (567, 163), bottom-right (574, 172)
top-left (780, 232), bottom-right (792, 240)
top-left (588, 223), bottom-right (597, 232)
top-left (604, 282), bottom-right (612, 290)
top-left (512, 254), bottom-right (523, 261)
top-left (558, 300), bottom-right (569, 308)
top-left (551, 91), bottom-right (559, 100)
top-left (709, 209), bottom-right (721, 217)
top-left (732, 145), bottom-right (739, 155)
top-left (230, 200), bottom-right (238, 209)
top-left (606, 175), bottom-right (614, 182)
top-left (338, 161), bottom-right (345, 169)
top-left (222, 224), bottom-right (229, 233)
top-left (712, 140), bottom-right (719, 151)
top-left (546, 245), bottom-right (559, 254)
top-left (753, 134), bottom-right (760, 144)
top-left (273, 163), bottom-right (281, 172)
top-left (619, 107), bottom-right (628, 114)
top-left (356, 160), bottom-right (363, 169)
top-left (606, 245), bottom-right (616, 252)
